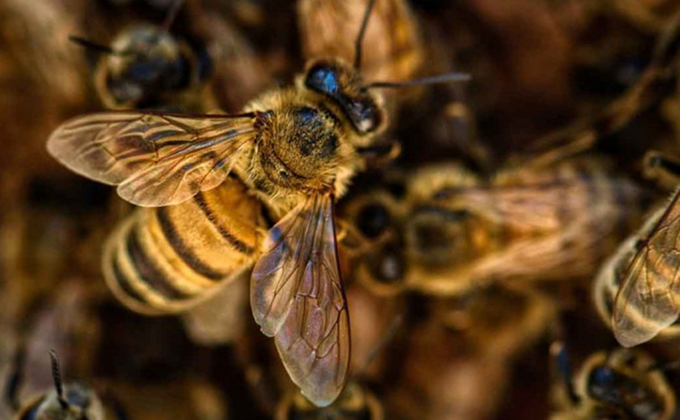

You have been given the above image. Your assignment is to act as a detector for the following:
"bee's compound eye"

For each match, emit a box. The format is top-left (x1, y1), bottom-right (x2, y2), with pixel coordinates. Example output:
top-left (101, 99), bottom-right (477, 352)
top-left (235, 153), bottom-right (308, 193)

top-left (305, 66), bottom-right (339, 95)
top-left (357, 204), bottom-right (391, 238)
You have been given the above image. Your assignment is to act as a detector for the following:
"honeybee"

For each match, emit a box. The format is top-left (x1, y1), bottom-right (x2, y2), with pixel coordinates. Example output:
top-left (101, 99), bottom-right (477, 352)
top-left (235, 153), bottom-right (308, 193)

top-left (344, 159), bottom-right (649, 297)
top-left (595, 152), bottom-right (680, 348)
top-left (71, 3), bottom-right (217, 111)
top-left (9, 351), bottom-right (109, 420)
top-left (550, 344), bottom-right (676, 420)
top-left (46, 0), bottom-right (468, 406)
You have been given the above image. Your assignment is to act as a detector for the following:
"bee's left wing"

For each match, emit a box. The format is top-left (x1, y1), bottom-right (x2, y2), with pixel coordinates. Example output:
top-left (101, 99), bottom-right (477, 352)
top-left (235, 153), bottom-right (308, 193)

top-left (47, 111), bottom-right (260, 207)
top-left (250, 194), bottom-right (350, 407)
top-left (613, 190), bottom-right (680, 347)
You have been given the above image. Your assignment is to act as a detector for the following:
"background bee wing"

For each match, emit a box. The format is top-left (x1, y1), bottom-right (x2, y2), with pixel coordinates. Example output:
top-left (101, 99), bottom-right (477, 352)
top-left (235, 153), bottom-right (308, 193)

top-left (250, 194), bottom-right (350, 407)
top-left (46, 111), bottom-right (258, 207)
top-left (613, 191), bottom-right (680, 347)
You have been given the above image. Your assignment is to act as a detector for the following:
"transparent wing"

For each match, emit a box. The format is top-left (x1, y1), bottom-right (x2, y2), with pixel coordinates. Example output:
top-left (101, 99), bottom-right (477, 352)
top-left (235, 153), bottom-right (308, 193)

top-left (613, 190), bottom-right (680, 347)
top-left (250, 194), bottom-right (350, 407)
top-left (46, 111), bottom-right (259, 207)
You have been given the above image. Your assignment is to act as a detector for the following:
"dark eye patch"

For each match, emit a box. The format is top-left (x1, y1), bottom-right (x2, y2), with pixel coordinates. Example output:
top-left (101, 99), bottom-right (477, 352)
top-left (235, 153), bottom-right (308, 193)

top-left (305, 66), bottom-right (339, 95)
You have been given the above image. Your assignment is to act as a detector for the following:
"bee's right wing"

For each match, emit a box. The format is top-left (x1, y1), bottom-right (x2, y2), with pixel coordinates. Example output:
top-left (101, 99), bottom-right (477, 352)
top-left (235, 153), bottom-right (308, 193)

top-left (47, 111), bottom-right (261, 207)
top-left (613, 189), bottom-right (680, 347)
top-left (250, 194), bottom-right (350, 407)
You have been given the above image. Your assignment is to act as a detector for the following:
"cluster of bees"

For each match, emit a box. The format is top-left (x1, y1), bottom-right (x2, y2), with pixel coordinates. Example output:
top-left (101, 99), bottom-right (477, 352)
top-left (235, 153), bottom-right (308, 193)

top-left (4, 0), bottom-right (680, 419)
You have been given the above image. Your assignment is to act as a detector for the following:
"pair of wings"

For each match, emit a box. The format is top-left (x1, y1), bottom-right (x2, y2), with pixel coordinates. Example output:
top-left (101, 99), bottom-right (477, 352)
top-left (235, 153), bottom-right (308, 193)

top-left (47, 111), bottom-right (350, 406)
top-left (612, 189), bottom-right (680, 347)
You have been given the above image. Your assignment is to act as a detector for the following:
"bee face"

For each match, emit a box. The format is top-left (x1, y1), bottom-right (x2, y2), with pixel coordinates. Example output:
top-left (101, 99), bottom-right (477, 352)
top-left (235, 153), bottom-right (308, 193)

top-left (97, 24), bottom-right (194, 108)
top-left (303, 59), bottom-right (386, 137)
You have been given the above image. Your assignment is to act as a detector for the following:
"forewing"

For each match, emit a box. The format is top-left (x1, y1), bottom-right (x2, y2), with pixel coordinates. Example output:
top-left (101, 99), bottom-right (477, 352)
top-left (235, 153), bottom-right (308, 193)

top-left (47, 111), bottom-right (258, 206)
top-left (251, 194), bottom-right (350, 407)
top-left (613, 190), bottom-right (680, 347)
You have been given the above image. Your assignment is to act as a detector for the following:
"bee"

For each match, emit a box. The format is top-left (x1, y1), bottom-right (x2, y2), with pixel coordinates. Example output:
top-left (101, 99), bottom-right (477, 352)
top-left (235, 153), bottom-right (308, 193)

top-left (8, 350), bottom-right (109, 420)
top-left (550, 343), bottom-right (676, 420)
top-left (46, 0), bottom-right (468, 406)
top-left (598, 152), bottom-right (680, 347)
top-left (70, 0), bottom-right (216, 111)
top-left (344, 159), bottom-right (648, 297)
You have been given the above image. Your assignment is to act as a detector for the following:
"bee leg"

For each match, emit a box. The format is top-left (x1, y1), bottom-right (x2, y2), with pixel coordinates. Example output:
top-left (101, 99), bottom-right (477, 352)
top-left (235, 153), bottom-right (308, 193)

top-left (642, 151), bottom-right (680, 190)
top-left (356, 140), bottom-right (401, 167)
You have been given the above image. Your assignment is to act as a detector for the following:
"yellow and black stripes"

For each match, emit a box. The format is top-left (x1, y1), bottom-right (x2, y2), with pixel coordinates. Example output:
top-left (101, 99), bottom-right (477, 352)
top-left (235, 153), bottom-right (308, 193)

top-left (103, 178), bottom-right (263, 314)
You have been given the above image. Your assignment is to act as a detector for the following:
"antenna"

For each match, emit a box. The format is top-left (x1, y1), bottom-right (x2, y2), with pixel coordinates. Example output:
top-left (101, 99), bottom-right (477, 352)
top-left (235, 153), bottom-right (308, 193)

top-left (68, 35), bottom-right (121, 56)
top-left (368, 72), bottom-right (471, 89)
top-left (354, 0), bottom-right (378, 70)
top-left (49, 349), bottom-right (69, 410)
top-left (161, 0), bottom-right (185, 33)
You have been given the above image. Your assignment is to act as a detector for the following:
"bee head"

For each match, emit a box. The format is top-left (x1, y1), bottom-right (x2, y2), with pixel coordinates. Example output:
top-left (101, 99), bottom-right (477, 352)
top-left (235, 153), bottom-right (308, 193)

top-left (303, 58), bottom-right (386, 137)
top-left (98, 25), bottom-right (192, 108)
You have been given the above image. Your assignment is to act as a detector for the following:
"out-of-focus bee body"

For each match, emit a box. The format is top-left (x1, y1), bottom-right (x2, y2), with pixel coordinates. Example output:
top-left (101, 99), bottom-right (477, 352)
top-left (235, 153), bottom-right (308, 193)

top-left (276, 382), bottom-right (383, 420)
top-left (551, 348), bottom-right (676, 420)
top-left (402, 160), bottom-right (649, 296)
top-left (14, 383), bottom-right (106, 420)
top-left (9, 351), bottom-right (112, 420)
top-left (600, 153), bottom-right (680, 347)
top-left (91, 23), bottom-right (216, 111)
top-left (345, 160), bottom-right (650, 297)
top-left (433, 284), bottom-right (556, 358)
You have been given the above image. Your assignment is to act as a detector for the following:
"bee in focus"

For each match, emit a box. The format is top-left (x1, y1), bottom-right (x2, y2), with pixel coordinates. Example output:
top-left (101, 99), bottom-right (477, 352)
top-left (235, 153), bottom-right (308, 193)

top-left (70, 0), bottom-right (215, 111)
top-left (343, 159), bottom-right (648, 297)
top-left (8, 351), bottom-right (111, 420)
top-left (598, 152), bottom-right (680, 348)
top-left (550, 343), bottom-right (676, 420)
top-left (46, 0), bottom-right (468, 406)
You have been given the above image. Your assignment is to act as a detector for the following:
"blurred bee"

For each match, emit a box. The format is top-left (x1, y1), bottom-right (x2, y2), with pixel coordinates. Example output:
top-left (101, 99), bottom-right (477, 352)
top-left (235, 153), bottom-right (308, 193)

top-left (596, 152), bottom-right (680, 348)
top-left (550, 343), bottom-right (676, 420)
top-left (343, 159), bottom-right (649, 297)
top-left (432, 284), bottom-right (556, 359)
top-left (70, 0), bottom-right (216, 111)
top-left (8, 351), bottom-right (110, 420)
top-left (276, 383), bottom-right (382, 420)
top-left (46, 0), bottom-right (468, 406)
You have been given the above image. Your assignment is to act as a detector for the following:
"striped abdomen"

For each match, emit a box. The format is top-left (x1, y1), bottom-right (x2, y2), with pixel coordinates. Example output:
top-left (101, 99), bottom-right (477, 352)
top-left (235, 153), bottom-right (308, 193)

top-left (103, 177), bottom-right (263, 314)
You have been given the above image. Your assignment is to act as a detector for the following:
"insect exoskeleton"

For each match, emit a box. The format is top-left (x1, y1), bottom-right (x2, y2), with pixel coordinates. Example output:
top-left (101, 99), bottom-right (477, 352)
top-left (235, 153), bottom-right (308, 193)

top-left (550, 344), bottom-right (676, 420)
top-left (400, 159), bottom-right (648, 297)
top-left (46, 0), bottom-right (469, 406)
top-left (10, 351), bottom-right (110, 420)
